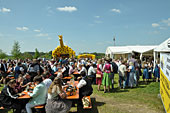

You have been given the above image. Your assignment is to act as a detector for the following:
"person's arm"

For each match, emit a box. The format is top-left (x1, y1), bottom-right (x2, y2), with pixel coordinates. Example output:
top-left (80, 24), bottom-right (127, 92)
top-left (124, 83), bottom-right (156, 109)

top-left (102, 65), bottom-right (105, 72)
top-left (28, 85), bottom-right (40, 98)
top-left (110, 64), bottom-right (113, 72)
top-left (77, 79), bottom-right (87, 88)
top-left (6, 87), bottom-right (18, 99)
top-left (92, 67), bottom-right (96, 74)
top-left (99, 64), bottom-right (103, 72)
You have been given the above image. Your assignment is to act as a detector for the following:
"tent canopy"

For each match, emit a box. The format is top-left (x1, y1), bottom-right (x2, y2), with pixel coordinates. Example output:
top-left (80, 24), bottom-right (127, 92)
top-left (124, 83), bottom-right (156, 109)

top-left (106, 46), bottom-right (132, 55)
top-left (154, 38), bottom-right (170, 52)
top-left (106, 45), bottom-right (157, 55)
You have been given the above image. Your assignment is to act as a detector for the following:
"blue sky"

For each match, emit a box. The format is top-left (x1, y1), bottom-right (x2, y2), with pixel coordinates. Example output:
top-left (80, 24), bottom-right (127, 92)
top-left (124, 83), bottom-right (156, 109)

top-left (0, 0), bottom-right (170, 55)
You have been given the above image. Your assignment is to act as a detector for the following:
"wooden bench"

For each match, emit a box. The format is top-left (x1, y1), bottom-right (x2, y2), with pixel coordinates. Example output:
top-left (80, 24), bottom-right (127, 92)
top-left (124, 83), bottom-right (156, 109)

top-left (34, 104), bottom-right (45, 113)
top-left (82, 96), bottom-right (92, 109)
top-left (62, 76), bottom-right (72, 80)
top-left (34, 105), bottom-right (45, 109)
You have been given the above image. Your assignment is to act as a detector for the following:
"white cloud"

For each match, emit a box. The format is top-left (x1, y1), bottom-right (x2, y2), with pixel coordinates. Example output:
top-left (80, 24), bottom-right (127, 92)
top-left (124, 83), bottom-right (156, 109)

top-left (57, 6), bottom-right (77, 12)
top-left (36, 33), bottom-right (48, 37)
top-left (159, 27), bottom-right (166, 30)
top-left (95, 16), bottom-right (100, 18)
top-left (162, 18), bottom-right (170, 26)
top-left (16, 27), bottom-right (29, 31)
top-left (111, 8), bottom-right (121, 13)
top-left (94, 20), bottom-right (102, 24)
top-left (152, 23), bottom-right (160, 27)
top-left (0, 8), bottom-right (11, 13)
top-left (34, 29), bottom-right (41, 32)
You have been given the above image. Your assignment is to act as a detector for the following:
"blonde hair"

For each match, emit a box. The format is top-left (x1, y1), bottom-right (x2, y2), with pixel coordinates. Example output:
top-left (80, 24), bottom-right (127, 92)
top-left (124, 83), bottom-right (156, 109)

top-left (48, 77), bottom-right (62, 94)
top-left (7, 79), bottom-right (16, 86)
top-left (97, 59), bottom-right (102, 64)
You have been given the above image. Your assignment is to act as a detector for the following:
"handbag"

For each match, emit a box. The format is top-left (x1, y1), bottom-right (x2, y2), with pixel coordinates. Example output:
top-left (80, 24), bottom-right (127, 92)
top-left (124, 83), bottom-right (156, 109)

top-left (96, 74), bottom-right (101, 78)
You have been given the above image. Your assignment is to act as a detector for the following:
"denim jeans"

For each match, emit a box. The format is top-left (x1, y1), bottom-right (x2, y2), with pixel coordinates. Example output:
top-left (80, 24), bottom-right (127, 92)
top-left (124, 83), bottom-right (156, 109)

top-left (119, 76), bottom-right (126, 88)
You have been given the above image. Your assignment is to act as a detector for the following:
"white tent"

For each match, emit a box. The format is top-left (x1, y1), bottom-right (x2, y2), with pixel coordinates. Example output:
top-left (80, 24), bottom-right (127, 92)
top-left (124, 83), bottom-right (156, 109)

top-left (105, 46), bottom-right (132, 59)
top-left (154, 38), bottom-right (170, 52)
top-left (154, 38), bottom-right (170, 67)
top-left (105, 45), bottom-right (157, 60)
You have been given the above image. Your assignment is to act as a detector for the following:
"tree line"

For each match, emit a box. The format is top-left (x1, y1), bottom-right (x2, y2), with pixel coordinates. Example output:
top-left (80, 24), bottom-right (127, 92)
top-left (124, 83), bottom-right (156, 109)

top-left (0, 41), bottom-right (105, 59)
top-left (0, 41), bottom-right (52, 59)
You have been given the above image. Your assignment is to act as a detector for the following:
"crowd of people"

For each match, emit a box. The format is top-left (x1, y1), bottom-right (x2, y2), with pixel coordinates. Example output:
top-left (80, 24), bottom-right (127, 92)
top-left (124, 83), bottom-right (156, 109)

top-left (0, 56), bottom-right (160, 113)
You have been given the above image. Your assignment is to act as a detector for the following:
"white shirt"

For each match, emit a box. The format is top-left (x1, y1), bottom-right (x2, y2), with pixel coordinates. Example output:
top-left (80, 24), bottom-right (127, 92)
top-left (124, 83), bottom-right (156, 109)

top-left (77, 79), bottom-right (87, 88)
top-left (79, 66), bottom-right (87, 75)
top-left (43, 79), bottom-right (52, 89)
top-left (69, 65), bottom-right (74, 75)
top-left (88, 66), bottom-right (96, 75)
top-left (118, 64), bottom-right (126, 77)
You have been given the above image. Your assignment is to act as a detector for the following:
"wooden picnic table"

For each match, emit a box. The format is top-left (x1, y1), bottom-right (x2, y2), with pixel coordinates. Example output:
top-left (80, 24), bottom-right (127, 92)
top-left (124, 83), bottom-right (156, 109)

top-left (18, 91), bottom-right (31, 99)
top-left (18, 81), bottom-right (79, 100)
top-left (66, 81), bottom-right (79, 99)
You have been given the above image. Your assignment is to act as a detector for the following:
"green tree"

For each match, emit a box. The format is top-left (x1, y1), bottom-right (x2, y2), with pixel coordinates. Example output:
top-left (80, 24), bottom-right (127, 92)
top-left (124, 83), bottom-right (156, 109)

top-left (0, 49), bottom-right (7, 59)
top-left (11, 41), bottom-right (21, 58)
top-left (22, 52), bottom-right (33, 59)
top-left (34, 48), bottom-right (40, 59)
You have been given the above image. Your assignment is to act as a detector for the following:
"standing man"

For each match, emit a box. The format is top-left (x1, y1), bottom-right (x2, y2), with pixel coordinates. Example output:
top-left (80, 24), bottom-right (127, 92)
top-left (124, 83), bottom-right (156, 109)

top-left (0, 60), bottom-right (7, 84)
top-left (118, 61), bottom-right (127, 89)
top-left (110, 59), bottom-right (118, 89)
top-left (88, 63), bottom-right (96, 84)
top-left (28, 59), bottom-right (40, 81)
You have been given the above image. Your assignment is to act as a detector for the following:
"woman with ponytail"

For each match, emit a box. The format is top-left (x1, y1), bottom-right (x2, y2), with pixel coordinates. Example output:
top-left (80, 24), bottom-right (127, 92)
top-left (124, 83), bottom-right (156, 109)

top-left (45, 77), bottom-right (72, 113)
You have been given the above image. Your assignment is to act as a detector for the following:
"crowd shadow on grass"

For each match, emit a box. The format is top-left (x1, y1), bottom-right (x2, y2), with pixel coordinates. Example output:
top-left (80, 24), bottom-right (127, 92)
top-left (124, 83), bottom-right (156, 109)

top-left (138, 80), bottom-right (152, 86)
top-left (110, 88), bottom-right (129, 93)
top-left (71, 98), bottom-right (105, 113)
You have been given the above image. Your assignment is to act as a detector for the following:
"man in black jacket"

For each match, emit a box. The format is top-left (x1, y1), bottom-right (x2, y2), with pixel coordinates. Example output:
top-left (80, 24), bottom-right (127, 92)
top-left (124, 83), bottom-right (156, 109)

top-left (77, 71), bottom-right (93, 99)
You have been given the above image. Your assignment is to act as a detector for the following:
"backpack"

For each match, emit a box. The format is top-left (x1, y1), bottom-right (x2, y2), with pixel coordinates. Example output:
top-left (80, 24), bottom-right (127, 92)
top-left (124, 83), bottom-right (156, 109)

top-left (112, 62), bottom-right (118, 73)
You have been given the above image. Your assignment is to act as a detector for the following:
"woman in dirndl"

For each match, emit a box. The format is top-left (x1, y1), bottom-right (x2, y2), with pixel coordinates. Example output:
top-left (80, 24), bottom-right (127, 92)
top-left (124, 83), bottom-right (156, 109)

top-left (96, 59), bottom-right (103, 91)
top-left (102, 58), bottom-right (113, 93)
top-left (45, 77), bottom-right (72, 113)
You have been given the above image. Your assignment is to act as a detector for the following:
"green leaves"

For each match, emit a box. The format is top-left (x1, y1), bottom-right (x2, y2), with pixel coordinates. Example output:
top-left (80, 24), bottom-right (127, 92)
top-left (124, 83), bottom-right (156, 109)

top-left (11, 41), bottom-right (21, 58)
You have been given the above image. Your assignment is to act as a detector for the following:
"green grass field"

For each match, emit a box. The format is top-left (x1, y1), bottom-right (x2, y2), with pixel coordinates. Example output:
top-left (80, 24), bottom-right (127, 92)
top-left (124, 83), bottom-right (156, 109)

top-left (0, 74), bottom-right (165, 113)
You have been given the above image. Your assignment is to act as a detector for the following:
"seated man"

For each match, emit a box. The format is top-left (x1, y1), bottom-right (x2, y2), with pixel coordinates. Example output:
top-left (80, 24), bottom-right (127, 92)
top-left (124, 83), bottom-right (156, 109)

top-left (26, 76), bottom-right (47, 113)
top-left (77, 71), bottom-right (93, 99)
top-left (42, 72), bottom-right (52, 89)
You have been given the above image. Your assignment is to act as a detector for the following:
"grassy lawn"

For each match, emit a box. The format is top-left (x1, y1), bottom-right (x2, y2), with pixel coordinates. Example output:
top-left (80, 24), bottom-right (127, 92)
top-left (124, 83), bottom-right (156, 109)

top-left (0, 74), bottom-right (165, 113)
top-left (88, 74), bottom-right (165, 113)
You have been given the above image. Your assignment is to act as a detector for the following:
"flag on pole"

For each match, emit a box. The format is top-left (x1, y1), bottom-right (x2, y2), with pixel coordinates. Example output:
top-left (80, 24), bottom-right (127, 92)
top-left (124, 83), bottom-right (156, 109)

top-left (113, 37), bottom-right (115, 41)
